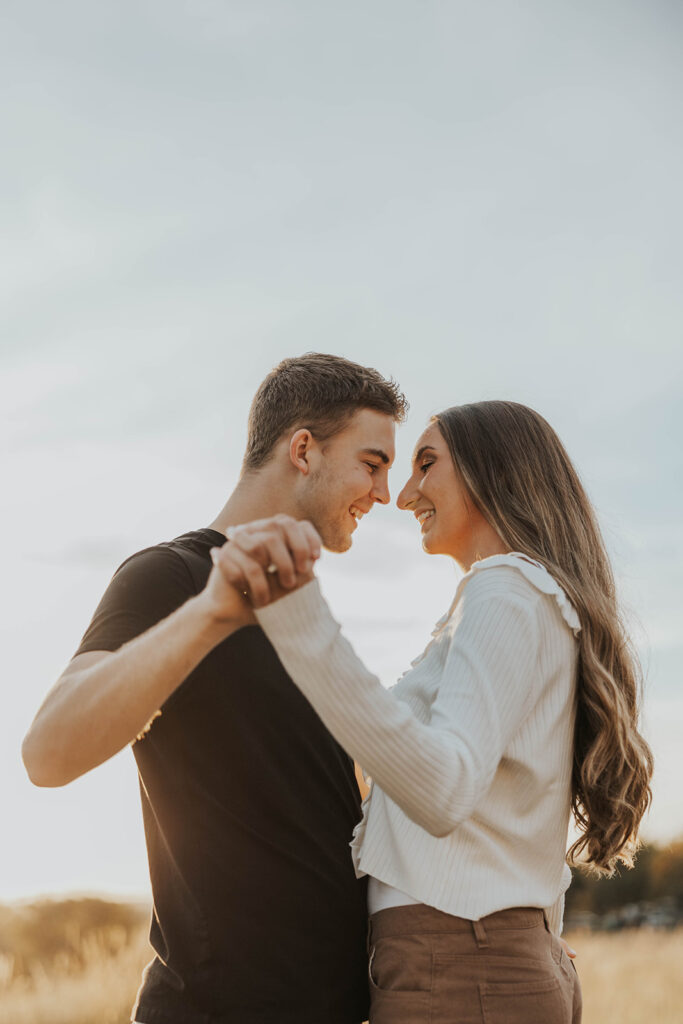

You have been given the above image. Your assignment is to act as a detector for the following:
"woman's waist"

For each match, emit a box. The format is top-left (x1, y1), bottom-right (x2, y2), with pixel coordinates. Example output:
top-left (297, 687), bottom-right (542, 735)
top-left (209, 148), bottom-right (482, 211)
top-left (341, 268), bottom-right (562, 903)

top-left (355, 802), bottom-right (571, 920)
top-left (357, 789), bottom-right (571, 871)
top-left (368, 875), bottom-right (422, 916)
top-left (368, 900), bottom-right (547, 941)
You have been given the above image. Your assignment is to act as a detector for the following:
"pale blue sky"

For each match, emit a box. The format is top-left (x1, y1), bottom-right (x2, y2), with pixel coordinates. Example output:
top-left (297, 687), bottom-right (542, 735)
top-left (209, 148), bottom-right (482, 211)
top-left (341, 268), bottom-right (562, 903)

top-left (2, 0), bottom-right (682, 900)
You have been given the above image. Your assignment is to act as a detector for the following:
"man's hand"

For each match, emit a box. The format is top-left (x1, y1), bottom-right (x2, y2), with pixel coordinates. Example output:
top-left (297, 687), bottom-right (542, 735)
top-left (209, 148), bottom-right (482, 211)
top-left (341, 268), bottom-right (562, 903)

top-left (210, 515), bottom-right (322, 608)
top-left (199, 552), bottom-right (257, 626)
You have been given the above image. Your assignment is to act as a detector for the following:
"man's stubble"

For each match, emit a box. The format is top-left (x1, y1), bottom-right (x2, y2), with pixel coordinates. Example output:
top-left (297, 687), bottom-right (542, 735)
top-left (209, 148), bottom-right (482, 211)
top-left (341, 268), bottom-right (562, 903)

top-left (298, 464), bottom-right (354, 555)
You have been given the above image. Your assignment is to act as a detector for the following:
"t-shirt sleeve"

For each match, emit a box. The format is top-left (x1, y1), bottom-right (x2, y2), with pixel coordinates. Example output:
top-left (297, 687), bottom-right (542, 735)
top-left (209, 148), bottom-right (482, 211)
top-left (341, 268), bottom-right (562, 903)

top-left (74, 546), bottom-right (196, 657)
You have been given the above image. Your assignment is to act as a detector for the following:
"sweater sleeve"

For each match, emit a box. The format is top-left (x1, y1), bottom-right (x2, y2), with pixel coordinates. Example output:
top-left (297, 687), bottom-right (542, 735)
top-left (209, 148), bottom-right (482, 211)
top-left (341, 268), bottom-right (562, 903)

top-left (543, 862), bottom-right (573, 935)
top-left (543, 891), bottom-right (565, 936)
top-left (255, 574), bottom-right (540, 838)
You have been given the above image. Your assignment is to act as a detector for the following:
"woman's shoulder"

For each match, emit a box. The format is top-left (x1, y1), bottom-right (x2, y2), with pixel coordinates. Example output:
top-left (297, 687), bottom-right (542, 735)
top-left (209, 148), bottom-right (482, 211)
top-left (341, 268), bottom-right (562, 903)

top-left (449, 553), bottom-right (581, 637)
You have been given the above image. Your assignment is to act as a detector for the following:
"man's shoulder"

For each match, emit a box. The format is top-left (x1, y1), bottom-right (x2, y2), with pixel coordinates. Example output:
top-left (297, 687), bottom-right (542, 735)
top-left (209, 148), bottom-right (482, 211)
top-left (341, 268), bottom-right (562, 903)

top-left (115, 529), bottom-right (222, 592)
top-left (112, 541), bottom-right (194, 594)
top-left (73, 530), bottom-right (222, 658)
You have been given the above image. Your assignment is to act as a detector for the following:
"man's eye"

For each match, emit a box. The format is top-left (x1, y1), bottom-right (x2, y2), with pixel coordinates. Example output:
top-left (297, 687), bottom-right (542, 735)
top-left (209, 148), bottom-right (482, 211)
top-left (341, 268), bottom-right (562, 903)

top-left (365, 462), bottom-right (379, 473)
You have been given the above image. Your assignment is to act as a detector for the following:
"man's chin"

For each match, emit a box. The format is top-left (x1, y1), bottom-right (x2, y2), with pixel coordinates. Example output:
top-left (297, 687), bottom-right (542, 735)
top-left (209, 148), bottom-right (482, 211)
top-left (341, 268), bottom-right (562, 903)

top-left (323, 534), bottom-right (353, 554)
top-left (317, 524), bottom-right (353, 554)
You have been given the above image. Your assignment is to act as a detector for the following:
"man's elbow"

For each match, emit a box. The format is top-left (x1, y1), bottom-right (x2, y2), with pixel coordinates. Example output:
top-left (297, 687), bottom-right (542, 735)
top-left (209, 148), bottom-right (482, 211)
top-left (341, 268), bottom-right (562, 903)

top-left (21, 728), bottom-right (72, 788)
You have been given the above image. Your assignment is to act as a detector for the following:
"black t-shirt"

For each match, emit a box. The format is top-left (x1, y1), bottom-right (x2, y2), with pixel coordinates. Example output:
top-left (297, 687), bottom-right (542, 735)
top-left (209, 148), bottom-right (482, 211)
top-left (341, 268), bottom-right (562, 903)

top-left (75, 529), bottom-right (369, 1024)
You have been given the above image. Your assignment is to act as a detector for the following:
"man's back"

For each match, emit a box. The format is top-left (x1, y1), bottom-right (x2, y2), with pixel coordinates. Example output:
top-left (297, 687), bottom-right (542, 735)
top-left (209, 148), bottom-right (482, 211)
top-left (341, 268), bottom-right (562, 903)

top-left (76, 528), bottom-right (369, 1024)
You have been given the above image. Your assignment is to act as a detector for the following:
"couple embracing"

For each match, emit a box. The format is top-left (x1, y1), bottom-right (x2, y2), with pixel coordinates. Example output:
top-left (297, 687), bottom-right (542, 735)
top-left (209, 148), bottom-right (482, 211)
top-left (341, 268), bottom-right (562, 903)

top-left (23, 353), bottom-right (652, 1024)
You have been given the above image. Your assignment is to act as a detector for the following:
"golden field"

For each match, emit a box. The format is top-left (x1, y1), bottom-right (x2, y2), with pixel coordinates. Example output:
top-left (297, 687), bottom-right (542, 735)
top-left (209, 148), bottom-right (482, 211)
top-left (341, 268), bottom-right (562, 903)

top-left (0, 916), bottom-right (681, 1024)
top-left (0, 926), bottom-right (150, 1024)
top-left (566, 927), bottom-right (683, 1023)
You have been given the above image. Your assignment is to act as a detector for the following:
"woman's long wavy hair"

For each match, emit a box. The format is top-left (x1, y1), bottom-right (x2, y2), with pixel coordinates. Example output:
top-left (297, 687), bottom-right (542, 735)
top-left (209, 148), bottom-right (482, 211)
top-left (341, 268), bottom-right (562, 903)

top-left (435, 401), bottom-right (653, 876)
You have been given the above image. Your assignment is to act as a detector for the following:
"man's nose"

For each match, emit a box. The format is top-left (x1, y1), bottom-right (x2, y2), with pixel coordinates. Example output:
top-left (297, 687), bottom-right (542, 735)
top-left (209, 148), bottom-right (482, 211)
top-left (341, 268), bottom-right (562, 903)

top-left (371, 477), bottom-right (391, 506)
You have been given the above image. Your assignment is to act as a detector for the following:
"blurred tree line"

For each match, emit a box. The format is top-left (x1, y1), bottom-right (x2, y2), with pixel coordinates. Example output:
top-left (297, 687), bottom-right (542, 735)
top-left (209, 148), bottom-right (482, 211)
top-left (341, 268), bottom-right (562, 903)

top-left (2, 841), bottom-right (682, 971)
top-left (0, 898), bottom-right (148, 975)
top-left (566, 838), bottom-right (683, 914)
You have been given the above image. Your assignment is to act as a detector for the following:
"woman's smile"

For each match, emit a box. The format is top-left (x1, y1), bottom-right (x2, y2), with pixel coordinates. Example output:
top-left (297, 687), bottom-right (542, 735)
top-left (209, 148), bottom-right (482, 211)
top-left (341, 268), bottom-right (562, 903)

top-left (416, 509), bottom-right (435, 529)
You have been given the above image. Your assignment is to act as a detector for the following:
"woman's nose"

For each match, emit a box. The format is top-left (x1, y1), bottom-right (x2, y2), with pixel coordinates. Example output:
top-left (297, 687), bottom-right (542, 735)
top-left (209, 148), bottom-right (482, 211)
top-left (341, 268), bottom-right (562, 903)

top-left (396, 479), bottom-right (416, 510)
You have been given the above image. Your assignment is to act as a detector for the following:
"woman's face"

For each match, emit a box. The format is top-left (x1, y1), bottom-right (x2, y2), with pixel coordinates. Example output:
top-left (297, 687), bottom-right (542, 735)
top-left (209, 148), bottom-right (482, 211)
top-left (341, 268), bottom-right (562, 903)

top-left (396, 422), bottom-right (507, 567)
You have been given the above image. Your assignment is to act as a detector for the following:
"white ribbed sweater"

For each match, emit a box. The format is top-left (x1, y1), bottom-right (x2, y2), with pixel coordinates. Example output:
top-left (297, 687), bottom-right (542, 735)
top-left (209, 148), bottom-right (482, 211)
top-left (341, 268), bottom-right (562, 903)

top-left (255, 553), bottom-right (580, 935)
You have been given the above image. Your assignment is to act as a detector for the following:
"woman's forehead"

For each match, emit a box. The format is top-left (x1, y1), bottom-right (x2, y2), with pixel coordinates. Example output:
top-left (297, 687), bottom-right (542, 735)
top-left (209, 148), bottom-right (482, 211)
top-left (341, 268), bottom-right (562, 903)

top-left (412, 422), bottom-right (441, 458)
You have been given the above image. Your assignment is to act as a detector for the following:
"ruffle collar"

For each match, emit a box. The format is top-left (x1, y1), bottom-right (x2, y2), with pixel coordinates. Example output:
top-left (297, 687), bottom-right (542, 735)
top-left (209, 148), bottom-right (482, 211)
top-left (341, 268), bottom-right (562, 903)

top-left (438, 552), bottom-right (581, 638)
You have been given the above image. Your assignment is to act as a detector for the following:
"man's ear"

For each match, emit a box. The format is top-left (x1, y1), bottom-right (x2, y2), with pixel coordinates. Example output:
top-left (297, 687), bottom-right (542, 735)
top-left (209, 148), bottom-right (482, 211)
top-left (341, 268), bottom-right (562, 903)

top-left (288, 428), bottom-right (315, 475)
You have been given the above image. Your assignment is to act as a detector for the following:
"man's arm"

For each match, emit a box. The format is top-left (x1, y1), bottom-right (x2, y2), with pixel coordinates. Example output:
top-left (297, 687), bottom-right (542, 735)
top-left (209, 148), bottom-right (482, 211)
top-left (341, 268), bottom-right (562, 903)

top-left (22, 551), bottom-right (251, 788)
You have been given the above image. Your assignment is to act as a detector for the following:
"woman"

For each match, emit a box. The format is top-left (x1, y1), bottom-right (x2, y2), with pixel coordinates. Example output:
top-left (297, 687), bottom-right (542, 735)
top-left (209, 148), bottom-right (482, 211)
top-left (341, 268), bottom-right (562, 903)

top-left (219, 401), bottom-right (653, 1024)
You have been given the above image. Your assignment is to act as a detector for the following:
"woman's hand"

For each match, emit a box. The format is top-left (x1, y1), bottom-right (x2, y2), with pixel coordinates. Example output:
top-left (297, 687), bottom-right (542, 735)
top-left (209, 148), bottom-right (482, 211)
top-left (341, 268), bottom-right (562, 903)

top-left (210, 515), bottom-right (322, 609)
top-left (560, 938), bottom-right (577, 959)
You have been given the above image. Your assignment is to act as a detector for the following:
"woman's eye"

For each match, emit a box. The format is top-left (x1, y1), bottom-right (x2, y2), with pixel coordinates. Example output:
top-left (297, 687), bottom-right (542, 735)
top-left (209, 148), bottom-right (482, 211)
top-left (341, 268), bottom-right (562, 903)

top-left (419, 461), bottom-right (434, 474)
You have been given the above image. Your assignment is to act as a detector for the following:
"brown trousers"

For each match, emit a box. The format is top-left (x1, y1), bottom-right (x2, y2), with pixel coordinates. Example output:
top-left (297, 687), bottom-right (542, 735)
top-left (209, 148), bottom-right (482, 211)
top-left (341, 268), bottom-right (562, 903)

top-left (367, 903), bottom-right (582, 1024)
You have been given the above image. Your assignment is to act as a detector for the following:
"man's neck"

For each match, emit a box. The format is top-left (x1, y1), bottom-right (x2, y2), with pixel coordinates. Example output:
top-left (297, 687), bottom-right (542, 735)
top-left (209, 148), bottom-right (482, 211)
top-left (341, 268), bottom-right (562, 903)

top-left (208, 471), bottom-right (300, 536)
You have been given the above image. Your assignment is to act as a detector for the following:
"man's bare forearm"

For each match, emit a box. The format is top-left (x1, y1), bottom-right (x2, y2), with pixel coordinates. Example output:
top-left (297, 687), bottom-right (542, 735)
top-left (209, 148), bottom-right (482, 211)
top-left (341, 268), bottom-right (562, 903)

top-left (22, 594), bottom-right (238, 787)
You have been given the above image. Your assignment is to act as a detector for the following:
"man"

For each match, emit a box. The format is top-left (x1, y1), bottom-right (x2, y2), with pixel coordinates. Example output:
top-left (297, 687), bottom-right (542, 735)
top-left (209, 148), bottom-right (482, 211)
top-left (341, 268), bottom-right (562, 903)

top-left (22, 353), bottom-right (407, 1024)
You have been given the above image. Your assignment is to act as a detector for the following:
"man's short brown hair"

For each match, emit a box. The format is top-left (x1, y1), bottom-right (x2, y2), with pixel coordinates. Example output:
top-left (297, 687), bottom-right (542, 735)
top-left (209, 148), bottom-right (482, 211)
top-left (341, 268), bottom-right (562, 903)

top-left (243, 353), bottom-right (408, 471)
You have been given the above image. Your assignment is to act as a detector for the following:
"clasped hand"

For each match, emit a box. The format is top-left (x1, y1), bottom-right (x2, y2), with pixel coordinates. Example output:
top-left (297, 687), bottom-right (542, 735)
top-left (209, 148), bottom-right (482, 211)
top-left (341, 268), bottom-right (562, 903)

top-left (209, 515), bottom-right (322, 615)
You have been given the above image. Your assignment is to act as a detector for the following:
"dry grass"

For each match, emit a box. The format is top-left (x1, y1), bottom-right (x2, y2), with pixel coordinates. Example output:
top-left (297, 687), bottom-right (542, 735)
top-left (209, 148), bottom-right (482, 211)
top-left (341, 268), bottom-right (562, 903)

top-left (1, 922), bottom-right (681, 1023)
top-left (566, 927), bottom-right (683, 1024)
top-left (0, 925), bottom-right (151, 1024)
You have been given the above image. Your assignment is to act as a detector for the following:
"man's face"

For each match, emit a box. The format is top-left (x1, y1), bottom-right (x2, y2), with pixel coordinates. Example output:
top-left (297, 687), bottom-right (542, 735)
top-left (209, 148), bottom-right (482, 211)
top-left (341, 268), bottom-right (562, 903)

top-left (300, 409), bottom-right (396, 553)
